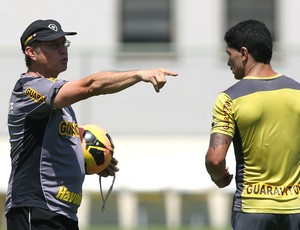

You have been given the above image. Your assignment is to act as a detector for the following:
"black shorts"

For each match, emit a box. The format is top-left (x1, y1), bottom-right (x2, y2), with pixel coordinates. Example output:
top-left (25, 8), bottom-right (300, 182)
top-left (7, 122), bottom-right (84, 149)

top-left (232, 211), bottom-right (300, 230)
top-left (6, 207), bottom-right (79, 230)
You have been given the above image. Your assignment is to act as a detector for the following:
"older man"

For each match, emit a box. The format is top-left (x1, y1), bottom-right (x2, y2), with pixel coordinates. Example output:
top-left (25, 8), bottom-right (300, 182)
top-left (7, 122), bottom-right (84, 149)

top-left (6, 19), bottom-right (177, 230)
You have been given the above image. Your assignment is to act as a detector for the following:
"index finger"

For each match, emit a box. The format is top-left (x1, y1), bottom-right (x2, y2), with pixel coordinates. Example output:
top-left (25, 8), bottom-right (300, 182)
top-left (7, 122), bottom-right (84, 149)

top-left (160, 68), bottom-right (178, 77)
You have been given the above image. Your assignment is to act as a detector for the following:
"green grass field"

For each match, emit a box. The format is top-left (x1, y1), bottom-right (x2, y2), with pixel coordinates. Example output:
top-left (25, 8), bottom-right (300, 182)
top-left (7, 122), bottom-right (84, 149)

top-left (82, 225), bottom-right (231, 230)
top-left (0, 224), bottom-right (231, 230)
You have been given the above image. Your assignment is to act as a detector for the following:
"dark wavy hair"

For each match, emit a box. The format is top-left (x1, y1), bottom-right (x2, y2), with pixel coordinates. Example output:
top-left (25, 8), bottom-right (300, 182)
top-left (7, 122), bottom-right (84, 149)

top-left (224, 19), bottom-right (273, 64)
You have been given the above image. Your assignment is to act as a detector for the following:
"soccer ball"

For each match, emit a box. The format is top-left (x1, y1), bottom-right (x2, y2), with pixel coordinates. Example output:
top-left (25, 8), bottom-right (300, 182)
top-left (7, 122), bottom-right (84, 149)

top-left (79, 124), bottom-right (114, 174)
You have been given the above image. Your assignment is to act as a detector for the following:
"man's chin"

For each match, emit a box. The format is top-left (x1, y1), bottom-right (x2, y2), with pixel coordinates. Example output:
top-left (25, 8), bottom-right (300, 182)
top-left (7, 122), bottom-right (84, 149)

top-left (234, 74), bottom-right (244, 80)
top-left (60, 66), bottom-right (68, 73)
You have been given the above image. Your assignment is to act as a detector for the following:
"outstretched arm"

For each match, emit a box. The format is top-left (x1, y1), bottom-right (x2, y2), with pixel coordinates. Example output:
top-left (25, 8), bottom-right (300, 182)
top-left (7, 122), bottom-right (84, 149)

top-left (52, 68), bottom-right (178, 108)
top-left (205, 133), bottom-right (233, 188)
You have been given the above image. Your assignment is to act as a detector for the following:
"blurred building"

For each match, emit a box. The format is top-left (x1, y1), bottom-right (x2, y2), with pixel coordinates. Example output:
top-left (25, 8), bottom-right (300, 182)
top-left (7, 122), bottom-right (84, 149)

top-left (0, 0), bottom-right (300, 229)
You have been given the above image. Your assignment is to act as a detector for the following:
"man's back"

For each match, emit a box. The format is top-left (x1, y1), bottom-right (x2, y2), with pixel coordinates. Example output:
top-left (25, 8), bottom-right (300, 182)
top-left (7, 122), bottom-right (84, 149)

top-left (213, 74), bottom-right (300, 213)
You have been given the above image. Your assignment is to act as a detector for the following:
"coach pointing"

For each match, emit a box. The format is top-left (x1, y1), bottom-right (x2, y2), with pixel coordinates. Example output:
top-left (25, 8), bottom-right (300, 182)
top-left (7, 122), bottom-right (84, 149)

top-left (5, 19), bottom-right (177, 230)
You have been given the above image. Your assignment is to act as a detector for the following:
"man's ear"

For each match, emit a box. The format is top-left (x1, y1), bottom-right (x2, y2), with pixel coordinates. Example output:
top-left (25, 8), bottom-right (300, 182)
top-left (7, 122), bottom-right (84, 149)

top-left (240, 47), bottom-right (248, 61)
top-left (24, 46), bottom-right (37, 61)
